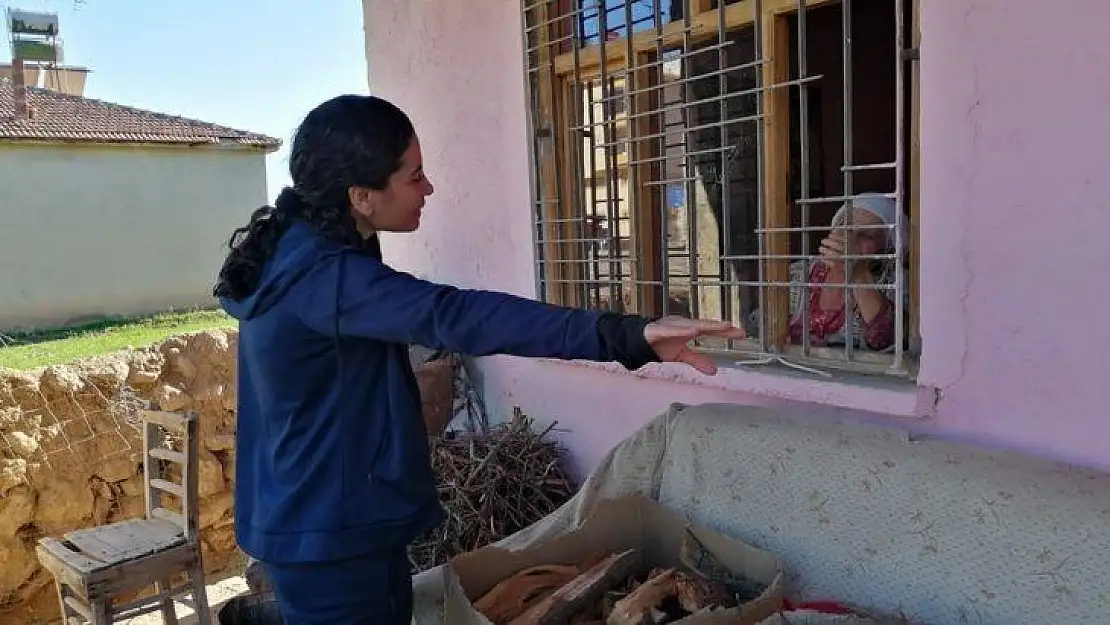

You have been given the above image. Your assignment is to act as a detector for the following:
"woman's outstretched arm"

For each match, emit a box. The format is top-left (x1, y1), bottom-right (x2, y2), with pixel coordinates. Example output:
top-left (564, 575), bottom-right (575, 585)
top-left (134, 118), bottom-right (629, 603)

top-left (297, 250), bottom-right (737, 371)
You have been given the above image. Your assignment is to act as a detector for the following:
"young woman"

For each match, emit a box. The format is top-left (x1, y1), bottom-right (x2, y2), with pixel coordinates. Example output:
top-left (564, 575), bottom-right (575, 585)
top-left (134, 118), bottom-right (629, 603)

top-left (213, 94), bottom-right (744, 624)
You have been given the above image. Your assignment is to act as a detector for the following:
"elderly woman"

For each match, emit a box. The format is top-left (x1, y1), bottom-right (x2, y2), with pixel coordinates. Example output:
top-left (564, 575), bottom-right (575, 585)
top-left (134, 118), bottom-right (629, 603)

top-left (786, 193), bottom-right (906, 352)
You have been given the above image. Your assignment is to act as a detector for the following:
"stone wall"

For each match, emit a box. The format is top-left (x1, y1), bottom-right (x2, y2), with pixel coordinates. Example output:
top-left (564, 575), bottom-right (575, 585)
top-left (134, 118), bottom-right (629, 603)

top-left (0, 329), bottom-right (240, 624)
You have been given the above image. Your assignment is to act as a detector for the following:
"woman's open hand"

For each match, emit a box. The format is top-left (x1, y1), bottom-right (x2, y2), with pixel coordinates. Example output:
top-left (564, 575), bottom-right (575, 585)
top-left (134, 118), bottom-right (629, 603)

top-left (643, 316), bottom-right (746, 375)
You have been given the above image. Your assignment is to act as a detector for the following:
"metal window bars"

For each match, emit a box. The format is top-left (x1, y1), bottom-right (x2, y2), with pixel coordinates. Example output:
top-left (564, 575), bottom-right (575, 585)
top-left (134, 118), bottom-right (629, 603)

top-left (522, 0), bottom-right (911, 377)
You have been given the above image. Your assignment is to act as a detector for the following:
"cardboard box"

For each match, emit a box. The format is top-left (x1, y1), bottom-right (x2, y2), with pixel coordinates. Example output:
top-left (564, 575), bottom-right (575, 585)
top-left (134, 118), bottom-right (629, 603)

top-left (443, 495), bottom-right (784, 624)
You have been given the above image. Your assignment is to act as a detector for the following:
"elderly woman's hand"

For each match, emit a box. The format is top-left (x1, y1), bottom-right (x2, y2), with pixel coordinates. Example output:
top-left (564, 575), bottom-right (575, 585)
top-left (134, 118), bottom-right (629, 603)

top-left (819, 230), bottom-right (850, 264)
top-left (643, 316), bottom-right (745, 375)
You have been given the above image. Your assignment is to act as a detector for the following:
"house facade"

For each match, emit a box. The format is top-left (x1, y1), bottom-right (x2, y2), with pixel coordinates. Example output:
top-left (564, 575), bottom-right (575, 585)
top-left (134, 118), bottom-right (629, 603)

top-left (362, 0), bottom-right (1110, 479)
top-left (0, 67), bottom-right (280, 331)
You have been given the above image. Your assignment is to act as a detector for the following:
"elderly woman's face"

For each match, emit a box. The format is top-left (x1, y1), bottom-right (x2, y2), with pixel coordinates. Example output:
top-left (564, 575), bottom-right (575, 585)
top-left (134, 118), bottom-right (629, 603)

top-left (837, 208), bottom-right (885, 255)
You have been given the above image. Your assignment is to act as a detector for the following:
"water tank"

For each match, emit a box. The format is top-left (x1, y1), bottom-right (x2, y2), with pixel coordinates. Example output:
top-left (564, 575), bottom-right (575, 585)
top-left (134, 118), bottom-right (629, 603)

top-left (8, 9), bottom-right (59, 36)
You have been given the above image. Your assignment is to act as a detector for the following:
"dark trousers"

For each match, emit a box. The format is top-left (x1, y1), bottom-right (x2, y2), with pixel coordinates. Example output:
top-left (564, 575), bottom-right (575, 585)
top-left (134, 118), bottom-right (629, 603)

top-left (260, 549), bottom-right (413, 625)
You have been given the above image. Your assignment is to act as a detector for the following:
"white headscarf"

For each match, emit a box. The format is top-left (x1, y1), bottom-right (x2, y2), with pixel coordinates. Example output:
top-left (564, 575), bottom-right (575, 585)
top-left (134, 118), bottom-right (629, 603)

top-left (830, 192), bottom-right (908, 255)
top-left (829, 193), bottom-right (907, 286)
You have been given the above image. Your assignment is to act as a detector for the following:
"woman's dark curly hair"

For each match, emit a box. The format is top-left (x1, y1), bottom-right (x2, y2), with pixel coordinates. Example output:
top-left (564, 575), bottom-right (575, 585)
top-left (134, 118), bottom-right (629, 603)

top-left (213, 94), bottom-right (416, 301)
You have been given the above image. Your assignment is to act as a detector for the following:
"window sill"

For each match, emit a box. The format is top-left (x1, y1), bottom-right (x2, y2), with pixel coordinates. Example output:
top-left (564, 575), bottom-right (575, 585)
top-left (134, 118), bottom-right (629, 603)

top-left (541, 354), bottom-right (937, 419)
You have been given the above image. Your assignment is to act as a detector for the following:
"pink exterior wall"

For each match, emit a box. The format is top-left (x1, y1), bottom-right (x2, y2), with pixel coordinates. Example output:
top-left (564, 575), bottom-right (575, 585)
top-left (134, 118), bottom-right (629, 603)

top-left (364, 0), bottom-right (1110, 479)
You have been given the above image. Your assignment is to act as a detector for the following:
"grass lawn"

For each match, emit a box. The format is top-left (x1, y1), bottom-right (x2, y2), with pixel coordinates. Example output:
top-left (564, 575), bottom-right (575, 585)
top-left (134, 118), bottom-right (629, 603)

top-left (0, 309), bottom-right (237, 371)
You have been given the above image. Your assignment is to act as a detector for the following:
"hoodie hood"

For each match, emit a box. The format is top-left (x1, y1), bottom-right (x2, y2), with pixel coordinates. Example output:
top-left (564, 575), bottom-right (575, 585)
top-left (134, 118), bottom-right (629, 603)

top-left (219, 219), bottom-right (384, 322)
top-left (220, 220), bottom-right (330, 322)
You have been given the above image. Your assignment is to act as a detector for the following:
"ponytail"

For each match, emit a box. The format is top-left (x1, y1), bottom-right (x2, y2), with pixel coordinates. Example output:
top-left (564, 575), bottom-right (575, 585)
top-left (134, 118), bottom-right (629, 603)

top-left (213, 188), bottom-right (305, 300)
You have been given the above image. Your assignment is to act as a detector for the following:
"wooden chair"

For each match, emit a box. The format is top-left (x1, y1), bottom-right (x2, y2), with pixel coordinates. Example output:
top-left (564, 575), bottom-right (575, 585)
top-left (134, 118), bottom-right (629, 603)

top-left (36, 409), bottom-right (211, 624)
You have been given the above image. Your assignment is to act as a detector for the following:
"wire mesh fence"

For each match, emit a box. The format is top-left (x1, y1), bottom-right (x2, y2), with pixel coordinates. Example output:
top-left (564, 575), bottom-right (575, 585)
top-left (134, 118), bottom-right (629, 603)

top-left (0, 375), bottom-right (146, 480)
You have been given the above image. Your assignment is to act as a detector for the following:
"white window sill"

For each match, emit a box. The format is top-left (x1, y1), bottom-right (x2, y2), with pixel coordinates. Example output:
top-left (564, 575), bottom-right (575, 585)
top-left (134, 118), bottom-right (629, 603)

top-left (541, 354), bottom-right (937, 419)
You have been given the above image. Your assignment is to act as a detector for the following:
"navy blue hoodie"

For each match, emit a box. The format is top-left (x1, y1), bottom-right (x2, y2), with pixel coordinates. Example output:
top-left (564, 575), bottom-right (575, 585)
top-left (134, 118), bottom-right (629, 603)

top-left (220, 218), bottom-right (658, 564)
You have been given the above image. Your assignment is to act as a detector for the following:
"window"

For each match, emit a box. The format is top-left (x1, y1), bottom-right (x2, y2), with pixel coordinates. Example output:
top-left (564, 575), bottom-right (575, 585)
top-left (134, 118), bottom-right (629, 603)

top-left (522, 0), bottom-right (920, 377)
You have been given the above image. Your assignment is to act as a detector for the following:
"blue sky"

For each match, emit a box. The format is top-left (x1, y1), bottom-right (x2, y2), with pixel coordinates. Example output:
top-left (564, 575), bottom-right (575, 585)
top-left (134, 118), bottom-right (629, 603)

top-left (2, 0), bottom-right (369, 202)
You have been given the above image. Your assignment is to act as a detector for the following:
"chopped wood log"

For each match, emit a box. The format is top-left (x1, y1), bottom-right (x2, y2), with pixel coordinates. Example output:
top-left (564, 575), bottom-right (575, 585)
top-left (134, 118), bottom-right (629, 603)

top-left (678, 527), bottom-right (767, 605)
top-left (476, 564), bottom-right (582, 623)
top-left (509, 549), bottom-right (643, 625)
top-left (580, 550), bottom-right (618, 571)
top-left (673, 570), bottom-right (718, 613)
top-left (600, 590), bottom-right (627, 620)
top-left (607, 567), bottom-right (723, 625)
top-left (607, 568), bottom-right (681, 625)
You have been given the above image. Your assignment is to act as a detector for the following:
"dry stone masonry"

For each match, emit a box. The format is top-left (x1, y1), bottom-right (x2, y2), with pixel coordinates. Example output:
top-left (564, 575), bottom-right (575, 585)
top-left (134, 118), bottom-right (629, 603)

top-left (0, 329), bottom-right (242, 624)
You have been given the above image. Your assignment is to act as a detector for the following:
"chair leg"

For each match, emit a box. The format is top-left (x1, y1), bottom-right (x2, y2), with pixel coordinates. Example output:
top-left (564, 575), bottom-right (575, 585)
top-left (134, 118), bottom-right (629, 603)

top-left (56, 582), bottom-right (99, 625)
top-left (155, 579), bottom-right (179, 625)
top-left (53, 580), bottom-right (72, 625)
top-left (190, 562), bottom-right (212, 625)
top-left (90, 598), bottom-right (111, 625)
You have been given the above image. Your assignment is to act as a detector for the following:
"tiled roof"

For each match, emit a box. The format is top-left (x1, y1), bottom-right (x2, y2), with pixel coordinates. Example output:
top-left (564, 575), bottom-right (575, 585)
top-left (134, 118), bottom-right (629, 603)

top-left (0, 78), bottom-right (281, 149)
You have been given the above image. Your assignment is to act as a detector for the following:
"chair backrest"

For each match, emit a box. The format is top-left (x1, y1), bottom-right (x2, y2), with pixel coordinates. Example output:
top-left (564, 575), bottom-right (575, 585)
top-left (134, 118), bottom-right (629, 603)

top-left (140, 409), bottom-right (200, 541)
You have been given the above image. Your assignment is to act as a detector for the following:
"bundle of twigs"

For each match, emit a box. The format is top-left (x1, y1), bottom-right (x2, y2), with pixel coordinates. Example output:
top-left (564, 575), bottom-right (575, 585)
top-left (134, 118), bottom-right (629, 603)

top-left (408, 408), bottom-right (577, 573)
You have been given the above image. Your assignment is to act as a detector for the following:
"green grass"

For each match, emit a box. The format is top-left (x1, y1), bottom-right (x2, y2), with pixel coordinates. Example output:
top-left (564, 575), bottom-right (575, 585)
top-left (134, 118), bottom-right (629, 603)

top-left (0, 309), bottom-right (237, 371)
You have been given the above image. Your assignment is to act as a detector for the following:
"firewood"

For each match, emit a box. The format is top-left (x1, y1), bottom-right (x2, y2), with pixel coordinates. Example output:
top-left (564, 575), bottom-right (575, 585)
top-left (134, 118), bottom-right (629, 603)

top-left (601, 590), bottom-right (628, 620)
top-left (607, 568), bottom-right (681, 625)
top-left (509, 549), bottom-right (644, 625)
top-left (672, 570), bottom-right (718, 613)
top-left (476, 564), bottom-right (582, 623)
top-left (580, 550), bottom-right (617, 570)
top-left (679, 527), bottom-right (767, 605)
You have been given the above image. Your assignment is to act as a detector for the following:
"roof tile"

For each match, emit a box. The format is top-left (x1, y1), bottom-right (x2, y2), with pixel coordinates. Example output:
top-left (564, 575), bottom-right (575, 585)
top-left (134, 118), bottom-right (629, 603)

top-left (0, 78), bottom-right (281, 149)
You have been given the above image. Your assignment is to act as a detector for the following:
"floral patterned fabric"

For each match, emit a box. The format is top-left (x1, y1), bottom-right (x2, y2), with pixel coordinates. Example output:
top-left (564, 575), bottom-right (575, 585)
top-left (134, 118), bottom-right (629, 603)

top-left (413, 403), bottom-right (1110, 624)
top-left (787, 262), bottom-right (896, 351)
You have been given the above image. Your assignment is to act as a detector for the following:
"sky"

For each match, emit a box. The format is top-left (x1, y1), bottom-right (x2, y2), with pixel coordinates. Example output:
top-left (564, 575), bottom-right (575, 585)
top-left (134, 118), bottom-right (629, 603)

top-left (1, 0), bottom-right (369, 203)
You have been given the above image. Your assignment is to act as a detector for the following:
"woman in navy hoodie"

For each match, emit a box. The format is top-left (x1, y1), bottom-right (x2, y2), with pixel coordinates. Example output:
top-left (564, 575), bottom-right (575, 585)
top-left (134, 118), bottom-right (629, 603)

top-left (214, 94), bottom-right (744, 624)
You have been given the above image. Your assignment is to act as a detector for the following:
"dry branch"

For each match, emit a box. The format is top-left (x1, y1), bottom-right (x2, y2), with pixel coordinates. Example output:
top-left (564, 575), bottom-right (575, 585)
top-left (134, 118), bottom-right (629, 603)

top-left (407, 408), bottom-right (577, 573)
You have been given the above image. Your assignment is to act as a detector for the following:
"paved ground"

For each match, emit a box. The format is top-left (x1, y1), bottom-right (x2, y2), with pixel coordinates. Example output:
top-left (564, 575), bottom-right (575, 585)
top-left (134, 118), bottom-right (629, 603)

top-left (117, 575), bottom-right (248, 624)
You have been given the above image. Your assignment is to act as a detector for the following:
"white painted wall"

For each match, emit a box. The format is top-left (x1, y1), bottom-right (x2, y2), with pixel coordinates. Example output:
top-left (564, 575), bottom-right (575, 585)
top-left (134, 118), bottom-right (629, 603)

top-left (0, 143), bottom-right (269, 330)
